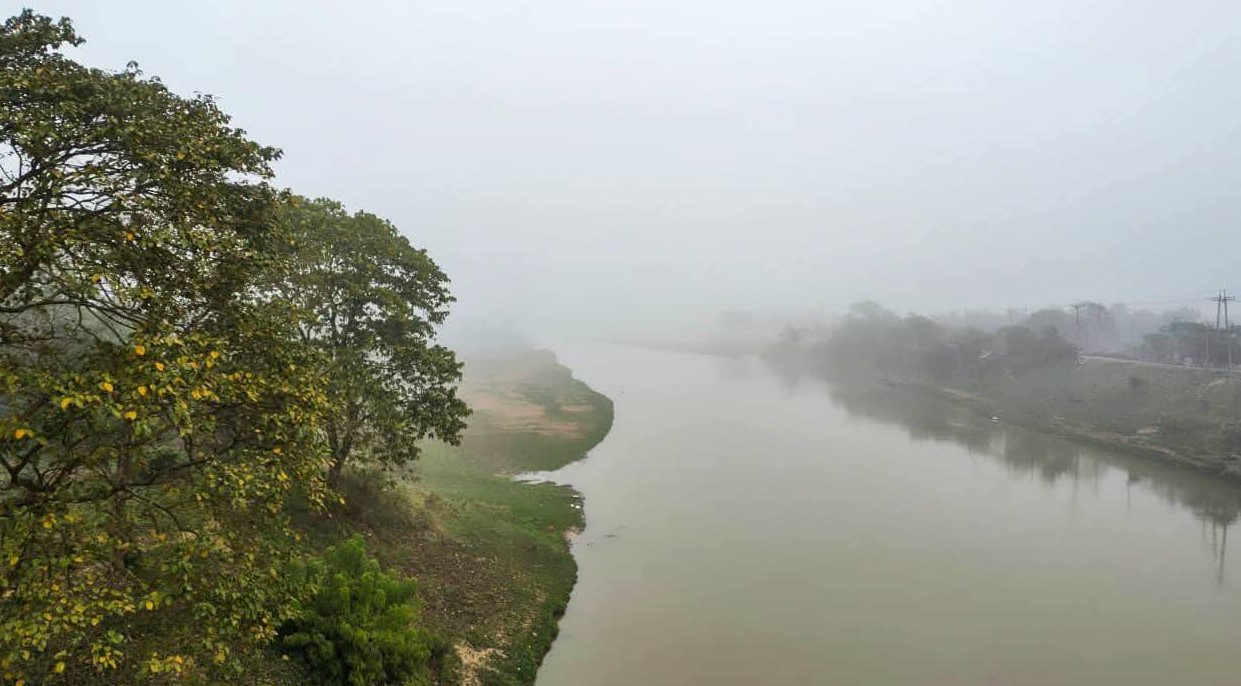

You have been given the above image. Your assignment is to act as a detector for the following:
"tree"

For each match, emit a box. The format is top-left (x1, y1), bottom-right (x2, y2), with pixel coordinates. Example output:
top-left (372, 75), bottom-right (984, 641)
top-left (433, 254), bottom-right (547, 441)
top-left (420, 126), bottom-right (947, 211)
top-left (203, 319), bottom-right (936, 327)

top-left (1024, 309), bottom-right (1074, 345)
top-left (274, 198), bottom-right (468, 487)
top-left (1142, 332), bottom-right (1174, 363)
top-left (281, 536), bottom-right (436, 686)
top-left (1163, 320), bottom-right (1211, 365)
top-left (1081, 301), bottom-right (1117, 352)
top-left (998, 325), bottom-right (1077, 375)
top-left (1, 12), bottom-right (329, 681)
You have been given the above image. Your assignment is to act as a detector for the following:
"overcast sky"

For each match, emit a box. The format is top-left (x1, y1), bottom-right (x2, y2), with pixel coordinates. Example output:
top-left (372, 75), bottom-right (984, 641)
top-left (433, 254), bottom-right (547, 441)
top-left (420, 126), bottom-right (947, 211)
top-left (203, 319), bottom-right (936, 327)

top-left (35, 0), bottom-right (1241, 334)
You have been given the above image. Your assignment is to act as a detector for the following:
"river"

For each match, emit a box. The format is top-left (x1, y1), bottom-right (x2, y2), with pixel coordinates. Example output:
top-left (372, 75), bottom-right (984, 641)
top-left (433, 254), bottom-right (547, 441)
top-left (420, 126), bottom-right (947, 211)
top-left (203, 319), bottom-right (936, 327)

top-left (533, 344), bottom-right (1241, 686)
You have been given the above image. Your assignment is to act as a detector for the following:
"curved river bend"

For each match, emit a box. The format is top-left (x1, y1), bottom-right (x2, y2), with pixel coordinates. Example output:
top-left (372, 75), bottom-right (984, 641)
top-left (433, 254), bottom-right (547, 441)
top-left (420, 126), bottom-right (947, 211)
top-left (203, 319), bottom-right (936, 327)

top-left (534, 344), bottom-right (1241, 686)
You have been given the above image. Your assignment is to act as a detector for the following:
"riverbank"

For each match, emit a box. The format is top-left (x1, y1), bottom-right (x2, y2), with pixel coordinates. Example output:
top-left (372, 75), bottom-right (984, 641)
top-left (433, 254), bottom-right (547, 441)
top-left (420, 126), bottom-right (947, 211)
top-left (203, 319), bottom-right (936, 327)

top-left (880, 358), bottom-right (1241, 484)
top-left (303, 349), bottom-right (612, 685)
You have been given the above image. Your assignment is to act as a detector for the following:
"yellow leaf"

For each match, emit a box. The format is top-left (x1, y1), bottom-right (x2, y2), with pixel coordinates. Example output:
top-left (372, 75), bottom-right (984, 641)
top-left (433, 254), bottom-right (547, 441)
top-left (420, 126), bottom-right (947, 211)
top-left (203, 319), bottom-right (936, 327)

top-left (125, 232), bottom-right (136, 241)
top-left (138, 386), bottom-right (148, 397)
top-left (54, 662), bottom-right (65, 673)
top-left (210, 350), bottom-right (220, 359)
top-left (155, 362), bottom-right (165, 372)
top-left (145, 600), bottom-right (154, 610)
top-left (7, 554), bottom-right (17, 566)
top-left (277, 471), bottom-right (288, 482)
top-left (134, 344), bottom-right (146, 356)
top-left (13, 428), bottom-right (31, 440)
top-left (60, 397), bottom-right (73, 410)
top-left (123, 411), bottom-right (137, 421)
top-left (100, 381), bottom-right (114, 393)
top-left (271, 446), bottom-right (282, 455)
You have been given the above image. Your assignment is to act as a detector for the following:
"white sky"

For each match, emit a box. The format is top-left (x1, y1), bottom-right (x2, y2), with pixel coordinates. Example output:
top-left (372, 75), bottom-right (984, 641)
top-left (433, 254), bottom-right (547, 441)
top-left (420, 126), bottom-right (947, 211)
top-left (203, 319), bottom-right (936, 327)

top-left (33, 0), bottom-right (1241, 334)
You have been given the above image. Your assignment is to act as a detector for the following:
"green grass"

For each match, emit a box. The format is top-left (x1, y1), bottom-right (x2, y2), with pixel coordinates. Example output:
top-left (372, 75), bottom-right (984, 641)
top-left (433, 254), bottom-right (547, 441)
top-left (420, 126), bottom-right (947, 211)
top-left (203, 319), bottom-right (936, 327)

top-left (415, 445), bottom-right (583, 684)
top-left (293, 349), bottom-right (613, 685)
top-left (902, 358), bottom-right (1241, 481)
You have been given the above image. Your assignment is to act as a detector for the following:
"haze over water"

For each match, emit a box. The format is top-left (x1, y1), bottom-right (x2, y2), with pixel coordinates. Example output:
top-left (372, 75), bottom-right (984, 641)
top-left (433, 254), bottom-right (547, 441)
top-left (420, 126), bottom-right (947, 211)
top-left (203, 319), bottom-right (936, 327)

top-left (42, 0), bottom-right (1241, 332)
top-left (535, 344), bottom-right (1241, 686)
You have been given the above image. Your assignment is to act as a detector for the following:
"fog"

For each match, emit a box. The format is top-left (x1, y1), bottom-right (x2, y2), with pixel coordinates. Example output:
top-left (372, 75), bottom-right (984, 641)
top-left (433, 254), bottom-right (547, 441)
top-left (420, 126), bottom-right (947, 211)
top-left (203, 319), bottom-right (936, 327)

top-left (40, 0), bottom-right (1241, 337)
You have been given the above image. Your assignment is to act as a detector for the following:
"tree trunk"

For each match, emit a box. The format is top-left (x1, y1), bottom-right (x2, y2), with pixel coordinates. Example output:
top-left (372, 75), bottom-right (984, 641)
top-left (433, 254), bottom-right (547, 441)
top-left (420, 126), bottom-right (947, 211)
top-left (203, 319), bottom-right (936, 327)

top-left (326, 454), bottom-right (345, 490)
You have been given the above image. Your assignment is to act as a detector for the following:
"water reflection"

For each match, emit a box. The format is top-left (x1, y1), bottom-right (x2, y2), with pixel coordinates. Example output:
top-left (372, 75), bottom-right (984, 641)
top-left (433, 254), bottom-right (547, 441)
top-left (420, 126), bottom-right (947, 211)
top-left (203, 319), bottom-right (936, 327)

top-left (539, 346), bottom-right (1241, 686)
top-left (813, 380), bottom-right (1241, 582)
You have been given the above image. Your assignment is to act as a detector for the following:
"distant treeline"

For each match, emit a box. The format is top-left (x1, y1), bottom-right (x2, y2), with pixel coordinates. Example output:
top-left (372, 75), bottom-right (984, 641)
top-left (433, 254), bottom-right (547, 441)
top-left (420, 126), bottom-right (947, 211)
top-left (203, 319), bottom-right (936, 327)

top-left (767, 302), bottom-right (1080, 383)
top-left (1140, 320), bottom-right (1241, 367)
top-left (768, 302), bottom-right (1241, 481)
top-left (932, 302), bottom-right (1201, 353)
top-left (768, 301), bottom-right (1241, 379)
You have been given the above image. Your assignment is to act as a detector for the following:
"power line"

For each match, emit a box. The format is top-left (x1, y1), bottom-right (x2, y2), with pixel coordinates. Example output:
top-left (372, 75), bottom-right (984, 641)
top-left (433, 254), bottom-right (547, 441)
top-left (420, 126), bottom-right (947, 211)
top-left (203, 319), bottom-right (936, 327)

top-left (1121, 298), bottom-right (1210, 308)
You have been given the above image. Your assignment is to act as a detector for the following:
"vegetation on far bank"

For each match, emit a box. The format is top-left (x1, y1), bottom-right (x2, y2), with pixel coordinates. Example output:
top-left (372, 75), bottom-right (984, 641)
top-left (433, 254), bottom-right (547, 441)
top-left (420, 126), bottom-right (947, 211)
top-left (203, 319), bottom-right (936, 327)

top-left (767, 302), bottom-right (1241, 481)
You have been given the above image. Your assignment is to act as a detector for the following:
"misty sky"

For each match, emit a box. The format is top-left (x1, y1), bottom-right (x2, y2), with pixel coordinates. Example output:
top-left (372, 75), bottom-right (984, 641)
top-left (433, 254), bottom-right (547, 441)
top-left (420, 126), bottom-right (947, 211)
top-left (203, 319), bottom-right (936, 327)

top-left (35, 0), bottom-right (1241, 334)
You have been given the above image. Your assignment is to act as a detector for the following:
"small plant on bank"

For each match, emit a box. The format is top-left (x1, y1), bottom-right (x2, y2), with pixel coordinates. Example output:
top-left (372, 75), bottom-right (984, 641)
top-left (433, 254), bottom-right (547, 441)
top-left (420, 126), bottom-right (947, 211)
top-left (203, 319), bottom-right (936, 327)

top-left (281, 536), bottom-right (437, 686)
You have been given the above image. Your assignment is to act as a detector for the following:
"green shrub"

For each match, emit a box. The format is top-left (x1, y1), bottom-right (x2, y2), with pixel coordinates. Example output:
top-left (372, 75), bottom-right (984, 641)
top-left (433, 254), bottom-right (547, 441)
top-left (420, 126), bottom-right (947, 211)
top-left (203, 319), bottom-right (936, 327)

top-left (282, 536), bottom-right (435, 686)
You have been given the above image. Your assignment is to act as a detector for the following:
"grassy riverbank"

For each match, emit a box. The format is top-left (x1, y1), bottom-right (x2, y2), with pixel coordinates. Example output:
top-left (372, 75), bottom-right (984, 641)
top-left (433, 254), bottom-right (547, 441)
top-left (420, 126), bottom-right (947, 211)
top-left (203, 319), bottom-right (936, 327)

top-left (299, 349), bottom-right (612, 685)
top-left (882, 359), bottom-right (1241, 483)
top-left (766, 306), bottom-right (1241, 486)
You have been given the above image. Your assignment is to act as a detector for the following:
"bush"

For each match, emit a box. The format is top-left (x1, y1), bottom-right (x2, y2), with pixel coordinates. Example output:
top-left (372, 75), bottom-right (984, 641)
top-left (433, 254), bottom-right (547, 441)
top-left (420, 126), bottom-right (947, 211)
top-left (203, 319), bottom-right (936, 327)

top-left (282, 536), bottom-right (435, 686)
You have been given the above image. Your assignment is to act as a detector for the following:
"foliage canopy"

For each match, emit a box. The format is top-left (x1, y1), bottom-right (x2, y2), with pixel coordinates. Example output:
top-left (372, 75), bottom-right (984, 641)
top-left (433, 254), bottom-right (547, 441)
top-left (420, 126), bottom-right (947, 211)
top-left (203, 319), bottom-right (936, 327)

top-left (0, 11), bottom-right (462, 683)
top-left (282, 535), bottom-right (436, 686)
top-left (273, 198), bottom-right (469, 485)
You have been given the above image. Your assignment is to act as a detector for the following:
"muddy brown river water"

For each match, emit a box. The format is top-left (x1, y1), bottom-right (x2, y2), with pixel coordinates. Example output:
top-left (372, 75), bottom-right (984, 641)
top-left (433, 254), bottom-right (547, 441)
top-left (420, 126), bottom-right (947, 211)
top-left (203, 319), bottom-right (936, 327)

top-left (532, 344), bottom-right (1241, 686)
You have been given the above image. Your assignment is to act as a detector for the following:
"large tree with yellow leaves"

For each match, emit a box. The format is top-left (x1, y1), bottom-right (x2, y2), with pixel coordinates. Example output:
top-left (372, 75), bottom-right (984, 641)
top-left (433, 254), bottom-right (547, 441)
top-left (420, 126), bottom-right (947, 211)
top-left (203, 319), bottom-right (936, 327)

top-left (0, 11), bottom-right (331, 683)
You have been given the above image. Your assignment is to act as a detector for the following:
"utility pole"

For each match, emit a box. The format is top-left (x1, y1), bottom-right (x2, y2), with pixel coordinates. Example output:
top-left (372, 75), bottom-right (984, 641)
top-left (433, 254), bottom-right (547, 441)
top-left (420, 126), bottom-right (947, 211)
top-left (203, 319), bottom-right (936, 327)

top-left (1070, 302), bottom-right (1088, 352)
top-left (1208, 289), bottom-right (1236, 369)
